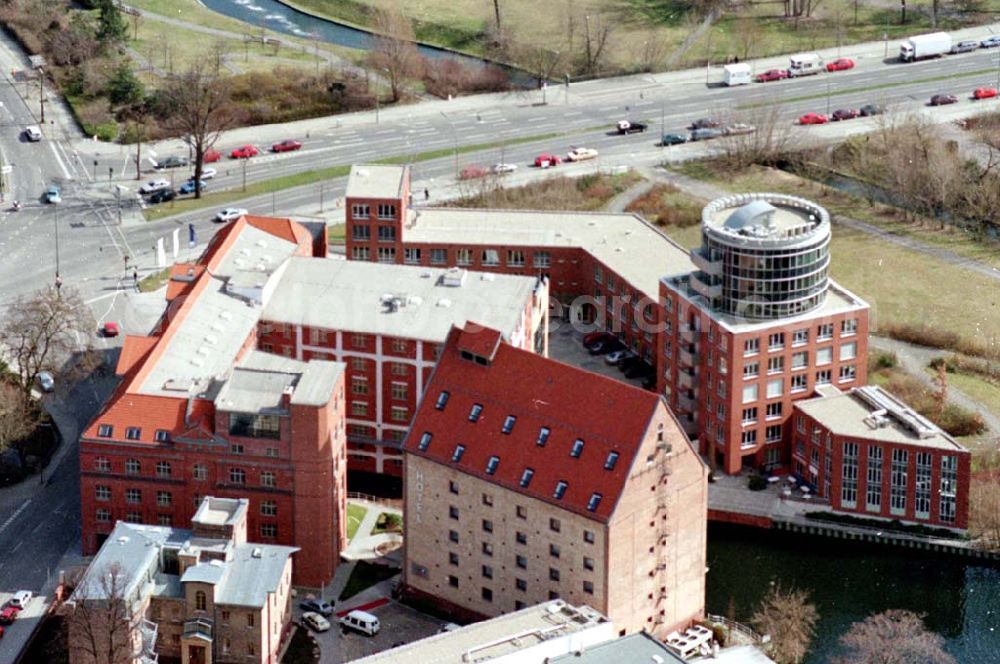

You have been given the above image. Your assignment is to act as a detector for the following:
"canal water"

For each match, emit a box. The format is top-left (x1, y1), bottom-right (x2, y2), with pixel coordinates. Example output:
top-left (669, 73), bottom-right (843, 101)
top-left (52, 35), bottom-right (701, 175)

top-left (707, 524), bottom-right (1000, 663)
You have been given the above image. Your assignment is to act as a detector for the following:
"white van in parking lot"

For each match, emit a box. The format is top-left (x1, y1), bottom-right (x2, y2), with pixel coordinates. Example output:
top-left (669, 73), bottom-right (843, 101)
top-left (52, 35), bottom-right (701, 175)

top-left (340, 609), bottom-right (380, 636)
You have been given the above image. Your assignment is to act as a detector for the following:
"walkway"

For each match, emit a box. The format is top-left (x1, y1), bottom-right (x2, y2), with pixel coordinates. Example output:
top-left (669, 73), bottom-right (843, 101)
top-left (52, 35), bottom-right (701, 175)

top-left (341, 499), bottom-right (403, 562)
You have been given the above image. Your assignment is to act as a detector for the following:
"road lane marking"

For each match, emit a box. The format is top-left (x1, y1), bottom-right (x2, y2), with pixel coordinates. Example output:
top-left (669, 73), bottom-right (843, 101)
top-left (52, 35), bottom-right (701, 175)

top-left (48, 143), bottom-right (71, 179)
top-left (0, 499), bottom-right (31, 537)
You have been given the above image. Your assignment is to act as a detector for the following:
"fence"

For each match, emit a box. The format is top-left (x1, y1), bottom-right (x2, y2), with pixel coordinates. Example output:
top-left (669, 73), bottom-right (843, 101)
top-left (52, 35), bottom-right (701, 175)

top-left (347, 492), bottom-right (401, 508)
top-left (705, 613), bottom-right (765, 643)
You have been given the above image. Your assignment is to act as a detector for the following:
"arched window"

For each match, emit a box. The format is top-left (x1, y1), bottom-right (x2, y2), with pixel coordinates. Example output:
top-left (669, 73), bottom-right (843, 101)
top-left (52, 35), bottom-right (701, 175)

top-left (195, 590), bottom-right (206, 611)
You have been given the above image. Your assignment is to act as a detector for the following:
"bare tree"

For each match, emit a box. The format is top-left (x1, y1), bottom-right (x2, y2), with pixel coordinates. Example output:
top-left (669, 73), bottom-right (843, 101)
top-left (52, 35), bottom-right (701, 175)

top-left (0, 286), bottom-right (95, 395)
top-left (635, 32), bottom-right (668, 73)
top-left (515, 42), bottom-right (566, 88)
top-left (161, 62), bottom-right (234, 199)
top-left (832, 610), bottom-right (956, 664)
top-left (491, 0), bottom-right (502, 32)
top-left (751, 584), bottom-right (819, 664)
top-left (580, 12), bottom-right (612, 76)
top-left (716, 105), bottom-right (798, 170)
top-left (67, 563), bottom-right (145, 664)
top-left (0, 382), bottom-right (37, 454)
top-left (368, 1), bottom-right (421, 102)
top-left (734, 16), bottom-right (762, 61)
top-left (969, 452), bottom-right (1000, 550)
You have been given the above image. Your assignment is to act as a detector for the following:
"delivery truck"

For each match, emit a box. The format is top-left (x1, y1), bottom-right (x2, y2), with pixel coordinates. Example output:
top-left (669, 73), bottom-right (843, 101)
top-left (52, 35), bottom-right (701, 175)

top-left (723, 63), bottom-right (752, 86)
top-left (899, 32), bottom-right (952, 62)
top-left (788, 53), bottom-right (823, 77)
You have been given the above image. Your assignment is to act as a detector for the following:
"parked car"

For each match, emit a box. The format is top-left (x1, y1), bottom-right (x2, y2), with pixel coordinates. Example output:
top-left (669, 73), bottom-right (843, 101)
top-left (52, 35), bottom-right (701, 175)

top-left (690, 118), bottom-right (720, 129)
top-left (533, 153), bottom-right (561, 168)
top-left (973, 87), bottom-right (998, 100)
top-left (582, 331), bottom-right (615, 349)
top-left (203, 148), bottom-right (222, 163)
top-left (139, 178), bottom-right (171, 195)
top-left (980, 36), bottom-right (1000, 49)
top-left (299, 599), bottom-right (334, 616)
top-left (798, 112), bottom-right (828, 125)
top-left (458, 165), bottom-right (488, 180)
top-left (490, 163), bottom-right (517, 174)
top-left (190, 168), bottom-right (217, 180)
top-left (566, 147), bottom-right (598, 162)
top-left (214, 207), bottom-right (249, 223)
top-left (0, 606), bottom-right (18, 625)
top-left (148, 188), bottom-right (176, 205)
top-left (831, 108), bottom-right (860, 121)
top-left (45, 184), bottom-right (61, 204)
top-left (302, 612), bottom-right (331, 632)
top-left (625, 361), bottom-right (655, 379)
top-left (179, 180), bottom-right (208, 195)
top-left (605, 349), bottom-right (635, 366)
top-left (230, 144), bottom-right (259, 159)
top-left (438, 622), bottom-right (462, 633)
top-left (588, 338), bottom-right (625, 356)
top-left (102, 322), bottom-right (120, 338)
top-left (826, 57), bottom-right (855, 72)
top-left (952, 40), bottom-right (979, 53)
top-left (756, 69), bottom-right (789, 83)
top-left (661, 133), bottom-right (688, 146)
top-left (9, 591), bottom-right (32, 609)
top-left (723, 123), bottom-right (756, 136)
top-left (859, 103), bottom-right (884, 116)
top-left (23, 125), bottom-right (42, 141)
top-left (340, 610), bottom-right (380, 636)
top-left (155, 155), bottom-right (188, 169)
top-left (616, 120), bottom-right (648, 134)
top-left (36, 371), bottom-right (54, 393)
top-left (690, 127), bottom-right (722, 141)
top-left (929, 94), bottom-right (958, 106)
top-left (271, 139), bottom-right (302, 152)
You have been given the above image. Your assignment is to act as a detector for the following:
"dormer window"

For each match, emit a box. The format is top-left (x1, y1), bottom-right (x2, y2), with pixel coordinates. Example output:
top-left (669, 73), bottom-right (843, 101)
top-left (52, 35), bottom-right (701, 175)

top-left (570, 439), bottom-right (584, 458)
top-left (501, 416), bottom-right (516, 434)
top-left (125, 427), bottom-right (141, 440)
top-left (452, 445), bottom-right (466, 462)
top-left (469, 404), bottom-right (483, 422)
top-left (155, 430), bottom-right (170, 443)
top-left (587, 493), bottom-right (603, 512)
top-left (435, 391), bottom-right (450, 410)
top-left (604, 451), bottom-right (620, 470)
top-left (537, 427), bottom-right (550, 447)
top-left (485, 456), bottom-right (500, 475)
top-left (520, 468), bottom-right (534, 487)
top-left (418, 432), bottom-right (432, 451)
top-left (554, 480), bottom-right (568, 500)
top-left (98, 424), bottom-right (113, 438)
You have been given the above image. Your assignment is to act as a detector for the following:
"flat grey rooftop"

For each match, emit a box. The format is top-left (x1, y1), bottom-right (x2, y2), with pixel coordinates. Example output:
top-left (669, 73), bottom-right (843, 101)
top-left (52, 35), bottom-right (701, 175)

top-left (346, 164), bottom-right (407, 199)
top-left (262, 258), bottom-right (538, 342)
top-left (406, 207), bottom-right (693, 299)
top-left (215, 543), bottom-right (299, 608)
top-left (192, 496), bottom-right (247, 527)
top-left (548, 632), bottom-right (684, 663)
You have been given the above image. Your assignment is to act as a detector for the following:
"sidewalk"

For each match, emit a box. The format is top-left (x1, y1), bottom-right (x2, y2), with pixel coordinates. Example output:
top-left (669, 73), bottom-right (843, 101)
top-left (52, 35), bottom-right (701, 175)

top-left (341, 499), bottom-right (403, 562)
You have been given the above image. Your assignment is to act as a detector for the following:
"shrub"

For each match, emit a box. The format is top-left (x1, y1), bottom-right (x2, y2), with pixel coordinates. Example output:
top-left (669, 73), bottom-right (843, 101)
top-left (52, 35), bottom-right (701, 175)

top-left (748, 475), bottom-right (768, 491)
top-left (625, 184), bottom-right (702, 228)
top-left (879, 322), bottom-right (1000, 362)
top-left (872, 351), bottom-right (898, 370)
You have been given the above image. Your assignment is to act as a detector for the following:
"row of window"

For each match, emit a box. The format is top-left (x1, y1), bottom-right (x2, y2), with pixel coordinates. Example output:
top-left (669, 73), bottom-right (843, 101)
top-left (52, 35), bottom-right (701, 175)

top-left (446, 575), bottom-right (595, 598)
top-left (739, 366), bottom-right (856, 403)
top-left (743, 321), bottom-right (858, 356)
top-left (96, 486), bottom-right (280, 516)
top-left (350, 203), bottom-right (396, 220)
top-left (96, 424), bottom-right (169, 442)
top-left (741, 343), bottom-right (857, 379)
top-left (443, 484), bottom-right (600, 538)
top-left (95, 508), bottom-right (279, 537)
top-left (91, 461), bottom-right (280, 487)
top-left (350, 245), bottom-right (553, 270)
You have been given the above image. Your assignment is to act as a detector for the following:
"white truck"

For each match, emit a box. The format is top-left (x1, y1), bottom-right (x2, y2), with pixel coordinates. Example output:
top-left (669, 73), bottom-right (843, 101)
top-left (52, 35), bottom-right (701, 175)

top-left (899, 32), bottom-right (952, 62)
top-left (788, 53), bottom-right (823, 77)
top-left (723, 63), bottom-right (752, 86)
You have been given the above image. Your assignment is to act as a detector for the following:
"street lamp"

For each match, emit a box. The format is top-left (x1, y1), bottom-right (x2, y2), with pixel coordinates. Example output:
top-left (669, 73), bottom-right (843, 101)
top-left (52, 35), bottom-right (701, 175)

top-left (52, 203), bottom-right (60, 293)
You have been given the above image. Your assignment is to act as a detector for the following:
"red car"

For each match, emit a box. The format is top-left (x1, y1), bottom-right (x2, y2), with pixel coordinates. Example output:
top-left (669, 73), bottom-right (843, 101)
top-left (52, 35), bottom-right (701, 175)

top-left (204, 148), bottom-right (222, 163)
top-left (0, 606), bottom-right (20, 625)
top-left (583, 331), bottom-right (615, 347)
top-left (798, 112), bottom-right (828, 125)
top-left (831, 108), bottom-right (860, 121)
top-left (533, 153), bottom-right (562, 168)
top-left (826, 58), bottom-right (855, 72)
top-left (271, 139), bottom-right (302, 153)
top-left (756, 69), bottom-right (789, 83)
top-left (101, 322), bottom-right (120, 337)
top-left (230, 145), bottom-right (259, 159)
top-left (930, 94), bottom-right (958, 106)
top-left (973, 87), bottom-right (998, 100)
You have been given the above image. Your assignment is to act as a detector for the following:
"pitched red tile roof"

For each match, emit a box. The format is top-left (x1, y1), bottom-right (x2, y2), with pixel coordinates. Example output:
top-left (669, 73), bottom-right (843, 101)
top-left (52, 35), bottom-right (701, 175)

top-left (404, 324), bottom-right (661, 522)
top-left (166, 264), bottom-right (204, 302)
top-left (114, 336), bottom-right (158, 376)
top-left (455, 325), bottom-right (503, 362)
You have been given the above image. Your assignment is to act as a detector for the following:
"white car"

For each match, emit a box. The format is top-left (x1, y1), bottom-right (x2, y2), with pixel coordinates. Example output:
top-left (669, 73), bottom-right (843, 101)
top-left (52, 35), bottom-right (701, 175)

top-left (566, 147), bottom-right (598, 162)
top-left (214, 207), bottom-right (248, 223)
top-left (139, 179), bottom-right (171, 195)
top-left (490, 163), bottom-right (517, 174)
top-left (37, 371), bottom-right (54, 393)
top-left (24, 125), bottom-right (42, 141)
top-left (302, 612), bottom-right (330, 632)
top-left (191, 168), bottom-right (217, 180)
top-left (604, 349), bottom-right (634, 366)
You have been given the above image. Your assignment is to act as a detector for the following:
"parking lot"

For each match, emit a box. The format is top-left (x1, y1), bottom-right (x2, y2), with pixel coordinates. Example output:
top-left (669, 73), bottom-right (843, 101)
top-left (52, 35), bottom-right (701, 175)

top-left (547, 323), bottom-right (649, 389)
top-left (299, 599), bottom-right (447, 663)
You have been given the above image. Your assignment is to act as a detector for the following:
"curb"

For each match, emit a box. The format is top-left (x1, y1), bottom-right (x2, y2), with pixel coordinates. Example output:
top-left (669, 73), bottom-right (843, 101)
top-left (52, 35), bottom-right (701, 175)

top-left (334, 597), bottom-right (389, 618)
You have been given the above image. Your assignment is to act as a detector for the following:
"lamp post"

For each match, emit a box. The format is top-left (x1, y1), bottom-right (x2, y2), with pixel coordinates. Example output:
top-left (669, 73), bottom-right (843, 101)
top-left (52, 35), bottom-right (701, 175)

top-left (53, 203), bottom-right (60, 293)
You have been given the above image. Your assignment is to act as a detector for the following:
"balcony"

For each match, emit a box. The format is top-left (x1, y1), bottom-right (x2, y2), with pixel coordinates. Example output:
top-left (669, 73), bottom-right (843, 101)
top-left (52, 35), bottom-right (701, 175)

top-left (677, 369), bottom-right (696, 389)
top-left (676, 392), bottom-right (699, 415)
top-left (690, 248), bottom-right (722, 277)
top-left (690, 272), bottom-right (721, 300)
top-left (182, 618), bottom-right (213, 642)
top-left (680, 326), bottom-right (699, 345)
top-left (678, 346), bottom-right (699, 368)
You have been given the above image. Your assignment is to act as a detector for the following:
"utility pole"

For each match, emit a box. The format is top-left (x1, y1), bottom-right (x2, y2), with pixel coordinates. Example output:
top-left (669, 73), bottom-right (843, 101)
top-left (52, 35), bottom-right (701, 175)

top-left (53, 204), bottom-right (60, 293)
top-left (38, 68), bottom-right (45, 123)
top-left (242, 158), bottom-right (248, 192)
top-left (0, 146), bottom-right (7, 203)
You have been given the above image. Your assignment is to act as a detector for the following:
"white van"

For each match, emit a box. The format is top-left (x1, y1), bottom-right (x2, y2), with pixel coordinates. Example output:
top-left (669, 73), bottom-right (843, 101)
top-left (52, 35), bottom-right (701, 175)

top-left (788, 53), bottom-right (823, 77)
top-left (340, 609), bottom-right (380, 636)
top-left (723, 63), bottom-right (752, 86)
top-left (10, 590), bottom-right (32, 609)
top-left (24, 125), bottom-right (42, 142)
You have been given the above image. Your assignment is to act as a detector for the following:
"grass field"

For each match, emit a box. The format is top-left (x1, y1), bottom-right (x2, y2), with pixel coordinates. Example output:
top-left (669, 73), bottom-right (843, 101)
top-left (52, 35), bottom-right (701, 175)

top-left (285, 0), bottom-right (1000, 71)
top-left (346, 503), bottom-right (367, 541)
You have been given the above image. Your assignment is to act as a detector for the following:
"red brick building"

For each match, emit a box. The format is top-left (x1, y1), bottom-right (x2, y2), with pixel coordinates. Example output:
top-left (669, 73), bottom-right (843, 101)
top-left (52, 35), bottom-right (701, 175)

top-left (402, 323), bottom-right (708, 637)
top-left (79, 217), bottom-right (347, 588)
top-left (793, 385), bottom-right (970, 529)
top-left (255, 258), bottom-right (548, 476)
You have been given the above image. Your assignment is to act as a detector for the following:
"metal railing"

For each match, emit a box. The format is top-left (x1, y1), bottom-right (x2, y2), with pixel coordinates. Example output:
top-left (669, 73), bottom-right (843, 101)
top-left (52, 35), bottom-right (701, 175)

top-left (347, 492), bottom-right (401, 508)
top-left (705, 614), bottom-right (765, 643)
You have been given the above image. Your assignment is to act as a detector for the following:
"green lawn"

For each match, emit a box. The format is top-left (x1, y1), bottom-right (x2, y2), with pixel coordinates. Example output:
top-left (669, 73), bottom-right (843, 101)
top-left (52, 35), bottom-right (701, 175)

top-left (346, 503), bottom-right (367, 541)
top-left (328, 224), bottom-right (346, 245)
top-left (338, 561), bottom-right (400, 601)
top-left (138, 267), bottom-right (171, 293)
